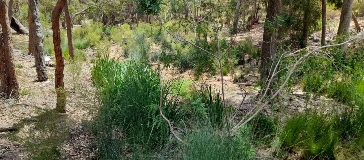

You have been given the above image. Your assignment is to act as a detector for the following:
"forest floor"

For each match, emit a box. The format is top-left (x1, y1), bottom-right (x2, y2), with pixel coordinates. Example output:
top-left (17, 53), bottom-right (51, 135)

top-left (1, 15), bottom-right (364, 159)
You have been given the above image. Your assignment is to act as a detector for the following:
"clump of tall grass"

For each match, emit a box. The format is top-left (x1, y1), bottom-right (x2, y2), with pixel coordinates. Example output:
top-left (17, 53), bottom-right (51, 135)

top-left (182, 126), bottom-right (255, 160)
top-left (92, 59), bottom-right (169, 158)
top-left (280, 113), bottom-right (338, 159)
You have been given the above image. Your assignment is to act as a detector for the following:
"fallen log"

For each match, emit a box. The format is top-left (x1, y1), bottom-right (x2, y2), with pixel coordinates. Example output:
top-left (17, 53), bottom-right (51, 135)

top-left (10, 17), bottom-right (28, 35)
top-left (0, 126), bottom-right (18, 132)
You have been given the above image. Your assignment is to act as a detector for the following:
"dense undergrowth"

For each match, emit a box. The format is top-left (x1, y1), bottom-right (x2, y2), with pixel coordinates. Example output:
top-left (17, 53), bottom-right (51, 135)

top-left (80, 19), bottom-right (364, 159)
top-left (11, 14), bottom-right (364, 159)
top-left (91, 58), bottom-right (258, 159)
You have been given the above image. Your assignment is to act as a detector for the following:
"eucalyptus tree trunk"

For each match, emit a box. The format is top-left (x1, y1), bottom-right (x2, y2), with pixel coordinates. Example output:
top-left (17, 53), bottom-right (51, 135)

top-left (260, 0), bottom-right (282, 83)
top-left (337, 0), bottom-right (354, 35)
top-left (29, 0), bottom-right (48, 82)
top-left (64, 0), bottom-right (74, 60)
top-left (232, 0), bottom-right (243, 34)
top-left (321, 0), bottom-right (326, 46)
top-left (52, 0), bottom-right (66, 113)
top-left (0, 0), bottom-right (19, 99)
top-left (337, 0), bottom-right (354, 51)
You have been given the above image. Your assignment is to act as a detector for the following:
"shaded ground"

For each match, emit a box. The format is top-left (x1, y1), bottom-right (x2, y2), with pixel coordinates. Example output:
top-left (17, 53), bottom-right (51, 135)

top-left (0, 33), bottom-right (98, 159)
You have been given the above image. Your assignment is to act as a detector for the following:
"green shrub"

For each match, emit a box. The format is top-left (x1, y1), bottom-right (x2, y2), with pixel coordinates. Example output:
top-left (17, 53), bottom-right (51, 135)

top-left (92, 59), bottom-right (170, 158)
top-left (248, 114), bottom-right (277, 143)
top-left (182, 126), bottom-right (255, 160)
top-left (328, 80), bottom-right (356, 105)
top-left (72, 21), bottom-right (103, 49)
top-left (109, 23), bottom-right (132, 43)
top-left (333, 109), bottom-right (364, 142)
top-left (280, 114), bottom-right (338, 159)
top-left (182, 85), bottom-right (229, 128)
top-left (126, 32), bottom-right (151, 61)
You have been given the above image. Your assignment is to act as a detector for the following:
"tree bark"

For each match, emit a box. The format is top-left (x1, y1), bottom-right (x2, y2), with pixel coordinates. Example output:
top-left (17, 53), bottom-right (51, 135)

top-left (337, 0), bottom-right (354, 52)
top-left (321, 0), bottom-right (326, 46)
top-left (352, 13), bottom-right (361, 32)
top-left (232, 0), bottom-right (243, 34)
top-left (300, 2), bottom-right (310, 48)
top-left (0, 0), bottom-right (19, 99)
top-left (52, 0), bottom-right (66, 113)
top-left (337, 0), bottom-right (354, 35)
top-left (28, 7), bottom-right (34, 56)
top-left (29, 0), bottom-right (48, 82)
top-left (260, 0), bottom-right (281, 82)
top-left (64, 0), bottom-right (74, 60)
top-left (8, 0), bottom-right (13, 19)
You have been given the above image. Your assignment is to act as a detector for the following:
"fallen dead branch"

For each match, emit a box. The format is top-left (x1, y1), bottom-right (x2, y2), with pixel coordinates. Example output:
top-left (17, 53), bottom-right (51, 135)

top-left (231, 31), bottom-right (364, 135)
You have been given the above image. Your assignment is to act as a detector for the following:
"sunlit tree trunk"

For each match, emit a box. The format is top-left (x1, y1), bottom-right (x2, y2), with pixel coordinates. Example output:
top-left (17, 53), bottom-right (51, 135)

top-left (232, 0), bottom-right (243, 34)
top-left (0, 0), bottom-right (19, 99)
top-left (321, 0), bottom-right (326, 46)
top-left (64, 0), bottom-right (74, 60)
top-left (29, 0), bottom-right (48, 82)
top-left (337, 0), bottom-right (354, 51)
top-left (260, 0), bottom-right (282, 82)
top-left (52, 0), bottom-right (66, 112)
top-left (337, 0), bottom-right (354, 35)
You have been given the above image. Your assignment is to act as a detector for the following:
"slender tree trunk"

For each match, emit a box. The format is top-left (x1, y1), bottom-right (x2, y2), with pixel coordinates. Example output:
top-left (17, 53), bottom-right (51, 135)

top-left (52, 0), bottom-right (66, 113)
top-left (29, 0), bottom-right (48, 82)
top-left (300, 3), bottom-right (310, 48)
top-left (8, 0), bottom-right (13, 19)
top-left (337, 0), bottom-right (354, 52)
top-left (321, 0), bottom-right (326, 46)
top-left (28, 8), bottom-right (34, 55)
top-left (260, 0), bottom-right (282, 82)
top-left (64, 0), bottom-right (74, 60)
top-left (352, 13), bottom-right (361, 32)
top-left (0, 0), bottom-right (19, 99)
top-left (232, 0), bottom-right (243, 34)
top-left (337, 0), bottom-right (354, 35)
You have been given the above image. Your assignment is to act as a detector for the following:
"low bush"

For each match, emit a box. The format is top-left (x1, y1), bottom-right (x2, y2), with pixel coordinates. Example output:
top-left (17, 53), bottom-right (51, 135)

top-left (248, 114), bottom-right (277, 143)
top-left (280, 113), bottom-right (338, 159)
top-left (181, 85), bottom-right (229, 128)
top-left (92, 59), bottom-right (170, 158)
top-left (182, 126), bottom-right (255, 160)
top-left (72, 20), bottom-right (103, 49)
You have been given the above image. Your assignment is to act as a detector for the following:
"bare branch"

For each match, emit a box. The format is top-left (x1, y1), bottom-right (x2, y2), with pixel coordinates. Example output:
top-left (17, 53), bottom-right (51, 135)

top-left (231, 31), bottom-right (364, 135)
top-left (158, 63), bottom-right (184, 143)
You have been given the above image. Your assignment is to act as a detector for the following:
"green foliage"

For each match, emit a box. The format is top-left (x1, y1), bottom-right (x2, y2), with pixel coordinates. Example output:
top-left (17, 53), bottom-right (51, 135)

top-left (235, 38), bottom-right (260, 66)
top-left (302, 56), bottom-right (333, 93)
top-left (182, 85), bottom-right (229, 128)
top-left (128, 32), bottom-right (151, 61)
top-left (92, 59), bottom-right (170, 158)
top-left (136, 0), bottom-right (162, 14)
top-left (109, 23), bottom-right (132, 43)
top-left (72, 21), bottom-right (103, 49)
top-left (280, 113), bottom-right (338, 159)
top-left (282, 0), bottom-right (321, 47)
top-left (182, 126), bottom-right (255, 160)
top-left (328, 80), bottom-right (357, 105)
top-left (248, 114), bottom-right (277, 143)
top-left (353, 1), bottom-right (364, 16)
